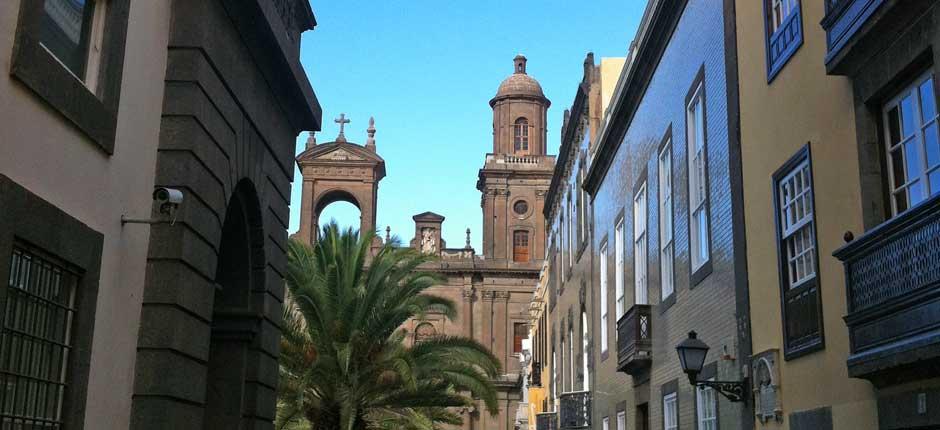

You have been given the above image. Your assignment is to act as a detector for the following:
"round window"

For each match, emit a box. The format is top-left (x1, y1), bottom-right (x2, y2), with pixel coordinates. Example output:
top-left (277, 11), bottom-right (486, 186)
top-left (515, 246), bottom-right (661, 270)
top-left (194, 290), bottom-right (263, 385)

top-left (513, 200), bottom-right (529, 215)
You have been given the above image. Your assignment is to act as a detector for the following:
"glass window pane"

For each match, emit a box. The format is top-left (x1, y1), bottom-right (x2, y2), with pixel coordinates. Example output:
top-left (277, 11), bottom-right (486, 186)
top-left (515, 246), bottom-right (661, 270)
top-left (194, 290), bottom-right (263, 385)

top-left (925, 123), bottom-right (939, 168)
top-left (895, 189), bottom-right (909, 213)
top-left (930, 170), bottom-right (940, 196)
top-left (921, 78), bottom-right (937, 122)
top-left (901, 94), bottom-right (917, 138)
top-left (888, 106), bottom-right (902, 146)
top-left (910, 181), bottom-right (925, 207)
top-left (891, 147), bottom-right (906, 189)
top-left (905, 139), bottom-right (923, 180)
top-left (40, 0), bottom-right (96, 79)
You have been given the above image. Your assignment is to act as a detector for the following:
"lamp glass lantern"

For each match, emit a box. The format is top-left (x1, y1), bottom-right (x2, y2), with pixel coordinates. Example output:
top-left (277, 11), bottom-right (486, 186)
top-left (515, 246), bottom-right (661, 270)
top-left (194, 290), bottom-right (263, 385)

top-left (676, 331), bottom-right (709, 384)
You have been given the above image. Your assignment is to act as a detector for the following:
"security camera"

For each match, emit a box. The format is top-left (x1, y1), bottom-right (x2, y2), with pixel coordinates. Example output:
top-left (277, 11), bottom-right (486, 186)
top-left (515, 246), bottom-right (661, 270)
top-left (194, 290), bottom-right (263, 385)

top-left (153, 187), bottom-right (183, 216)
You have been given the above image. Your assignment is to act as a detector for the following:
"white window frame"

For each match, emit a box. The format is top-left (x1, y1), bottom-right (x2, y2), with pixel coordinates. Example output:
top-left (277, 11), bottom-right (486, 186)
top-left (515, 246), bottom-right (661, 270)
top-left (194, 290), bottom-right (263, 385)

top-left (603, 417), bottom-right (610, 430)
top-left (696, 379), bottom-right (718, 430)
top-left (599, 242), bottom-right (609, 354)
top-left (552, 349), bottom-right (557, 403)
top-left (770, 0), bottom-right (798, 33)
top-left (568, 326), bottom-right (575, 392)
top-left (687, 81), bottom-right (710, 272)
top-left (569, 190), bottom-right (575, 267)
top-left (659, 141), bottom-right (675, 300)
top-left (581, 311), bottom-right (589, 391)
top-left (882, 70), bottom-right (940, 214)
top-left (664, 392), bottom-right (678, 430)
top-left (617, 411), bottom-right (626, 430)
top-left (777, 159), bottom-right (817, 289)
top-left (615, 217), bottom-right (625, 318)
top-left (634, 182), bottom-right (648, 306)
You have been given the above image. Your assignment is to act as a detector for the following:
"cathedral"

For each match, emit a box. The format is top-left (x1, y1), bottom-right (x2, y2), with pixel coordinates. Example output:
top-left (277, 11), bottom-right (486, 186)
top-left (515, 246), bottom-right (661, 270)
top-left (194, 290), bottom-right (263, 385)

top-left (294, 55), bottom-right (555, 429)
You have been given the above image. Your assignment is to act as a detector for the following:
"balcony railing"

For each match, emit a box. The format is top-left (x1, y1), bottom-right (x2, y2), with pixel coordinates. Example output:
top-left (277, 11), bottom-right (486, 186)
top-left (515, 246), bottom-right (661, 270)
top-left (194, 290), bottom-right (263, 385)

top-left (536, 412), bottom-right (558, 430)
top-left (616, 304), bottom-right (652, 376)
top-left (559, 391), bottom-right (591, 429)
top-left (834, 195), bottom-right (940, 379)
top-left (820, 0), bottom-right (887, 69)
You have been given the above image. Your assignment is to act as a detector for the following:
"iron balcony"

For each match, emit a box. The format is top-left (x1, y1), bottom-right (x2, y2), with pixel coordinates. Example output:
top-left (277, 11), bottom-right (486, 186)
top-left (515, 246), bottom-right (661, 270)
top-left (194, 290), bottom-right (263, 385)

top-left (558, 390), bottom-right (591, 429)
top-left (536, 412), bottom-right (558, 430)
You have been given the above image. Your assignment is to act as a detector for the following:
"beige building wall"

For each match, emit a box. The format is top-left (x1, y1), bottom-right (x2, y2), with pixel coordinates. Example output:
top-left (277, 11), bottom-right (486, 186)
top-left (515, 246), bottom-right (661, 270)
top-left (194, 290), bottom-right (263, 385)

top-left (735, 0), bottom-right (877, 428)
top-left (0, 0), bottom-right (170, 428)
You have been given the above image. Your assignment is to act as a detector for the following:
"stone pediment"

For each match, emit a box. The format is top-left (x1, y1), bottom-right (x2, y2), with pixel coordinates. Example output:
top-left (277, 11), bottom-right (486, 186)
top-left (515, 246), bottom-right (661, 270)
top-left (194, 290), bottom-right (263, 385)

top-left (413, 211), bottom-right (445, 222)
top-left (320, 148), bottom-right (362, 161)
top-left (296, 142), bottom-right (386, 180)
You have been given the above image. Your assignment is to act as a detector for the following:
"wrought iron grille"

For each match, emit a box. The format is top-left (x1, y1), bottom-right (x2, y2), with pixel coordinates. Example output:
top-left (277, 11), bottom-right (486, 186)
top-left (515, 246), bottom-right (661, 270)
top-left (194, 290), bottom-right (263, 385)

top-left (835, 196), bottom-right (940, 313)
top-left (536, 412), bottom-right (558, 430)
top-left (559, 391), bottom-right (591, 429)
top-left (1, 247), bottom-right (79, 429)
top-left (616, 304), bottom-right (652, 374)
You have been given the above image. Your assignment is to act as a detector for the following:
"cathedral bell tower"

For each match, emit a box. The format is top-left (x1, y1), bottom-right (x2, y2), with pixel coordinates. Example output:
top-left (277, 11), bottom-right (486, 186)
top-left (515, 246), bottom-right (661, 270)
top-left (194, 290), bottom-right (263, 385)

top-left (477, 55), bottom-right (555, 267)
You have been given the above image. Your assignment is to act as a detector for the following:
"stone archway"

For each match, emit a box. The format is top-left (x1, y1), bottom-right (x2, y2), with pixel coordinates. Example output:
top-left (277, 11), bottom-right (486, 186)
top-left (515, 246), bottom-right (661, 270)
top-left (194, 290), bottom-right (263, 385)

top-left (295, 130), bottom-right (385, 246)
top-left (203, 179), bottom-right (266, 429)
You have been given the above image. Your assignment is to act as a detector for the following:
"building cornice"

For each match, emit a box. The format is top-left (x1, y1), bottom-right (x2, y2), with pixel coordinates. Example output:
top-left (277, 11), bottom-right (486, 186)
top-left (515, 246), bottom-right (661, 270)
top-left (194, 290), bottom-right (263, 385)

top-left (584, 0), bottom-right (689, 195)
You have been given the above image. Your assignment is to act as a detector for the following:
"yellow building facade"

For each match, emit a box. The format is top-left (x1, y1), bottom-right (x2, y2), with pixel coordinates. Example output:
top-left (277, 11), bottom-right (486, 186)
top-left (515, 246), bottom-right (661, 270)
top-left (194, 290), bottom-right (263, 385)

top-left (735, 0), bottom-right (878, 428)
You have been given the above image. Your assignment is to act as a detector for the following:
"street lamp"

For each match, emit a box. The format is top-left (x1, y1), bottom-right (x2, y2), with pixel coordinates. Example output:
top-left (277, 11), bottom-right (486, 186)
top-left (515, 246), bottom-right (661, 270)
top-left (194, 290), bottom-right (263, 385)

top-left (675, 331), bottom-right (749, 403)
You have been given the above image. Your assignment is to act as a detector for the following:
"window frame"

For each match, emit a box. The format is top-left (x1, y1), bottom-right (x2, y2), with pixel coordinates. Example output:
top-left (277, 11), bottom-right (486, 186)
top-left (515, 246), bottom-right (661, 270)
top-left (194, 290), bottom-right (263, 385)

top-left (685, 68), bottom-right (713, 286)
top-left (615, 215), bottom-right (625, 318)
top-left (10, 0), bottom-right (131, 154)
top-left (581, 310), bottom-right (589, 391)
top-left (763, 0), bottom-right (804, 81)
top-left (634, 179), bottom-right (648, 306)
top-left (696, 379), bottom-right (719, 430)
top-left (513, 229), bottom-right (530, 263)
top-left (514, 117), bottom-right (530, 153)
top-left (617, 410), bottom-right (626, 430)
top-left (772, 145), bottom-right (825, 360)
top-left (658, 132), bottom-right (676, 308)
top-left (663, 391), bottom-right (678, 430)
top-left (882, 70), bottom-right (940, 215)
top-left (599, 241), bottom-right (609, 357)
top-left (0, 175), bottom-right (104, 430)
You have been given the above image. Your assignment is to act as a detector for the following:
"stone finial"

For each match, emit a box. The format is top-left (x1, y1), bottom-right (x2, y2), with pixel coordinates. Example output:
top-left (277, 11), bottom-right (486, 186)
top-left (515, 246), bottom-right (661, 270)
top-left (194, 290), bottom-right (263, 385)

top-left (385, 225), bottom-right (391, 243)
top-left (365, 116), bottom-right (377, 152)
top-left (514, 54), bottom-right (527, 74)
top-left (305, 131), bottom-right (317, 150)
top-left (465, 228), bottom-right (471, 249)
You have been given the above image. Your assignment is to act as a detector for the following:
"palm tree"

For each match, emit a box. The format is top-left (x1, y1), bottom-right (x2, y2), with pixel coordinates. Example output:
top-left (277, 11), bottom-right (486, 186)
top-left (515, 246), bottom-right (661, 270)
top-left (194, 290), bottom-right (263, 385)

top-left (277, 223), bottom-right (501, 430)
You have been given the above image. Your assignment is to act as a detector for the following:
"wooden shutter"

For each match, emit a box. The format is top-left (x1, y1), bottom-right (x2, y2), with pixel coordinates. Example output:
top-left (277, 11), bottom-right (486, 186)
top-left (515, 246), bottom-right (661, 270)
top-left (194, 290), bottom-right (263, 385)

top-left (514, 230), bottom-right (530, 262)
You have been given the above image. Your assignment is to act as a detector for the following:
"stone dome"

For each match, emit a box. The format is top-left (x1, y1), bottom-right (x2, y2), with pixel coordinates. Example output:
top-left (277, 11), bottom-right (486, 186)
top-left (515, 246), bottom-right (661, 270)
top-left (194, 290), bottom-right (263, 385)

top-left (492, 55), bottom-right (546, 102)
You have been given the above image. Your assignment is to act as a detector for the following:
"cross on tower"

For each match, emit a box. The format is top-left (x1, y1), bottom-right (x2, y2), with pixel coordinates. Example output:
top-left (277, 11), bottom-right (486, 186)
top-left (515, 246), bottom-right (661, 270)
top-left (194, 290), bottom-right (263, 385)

top-left (334, 113), bottom-right (350, 142)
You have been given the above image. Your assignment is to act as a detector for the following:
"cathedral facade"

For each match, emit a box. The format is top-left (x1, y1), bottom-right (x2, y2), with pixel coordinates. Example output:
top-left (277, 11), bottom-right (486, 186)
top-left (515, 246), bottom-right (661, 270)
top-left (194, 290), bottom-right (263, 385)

top-left (295, 55), bottom-right (555, 429)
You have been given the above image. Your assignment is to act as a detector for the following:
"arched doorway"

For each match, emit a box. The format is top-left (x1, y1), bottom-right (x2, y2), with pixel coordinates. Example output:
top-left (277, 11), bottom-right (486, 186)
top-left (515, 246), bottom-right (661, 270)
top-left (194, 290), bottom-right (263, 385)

top-left (203, 180), bottom-right (265, 429)
top-left (313, 189), bottom-right (362, 239)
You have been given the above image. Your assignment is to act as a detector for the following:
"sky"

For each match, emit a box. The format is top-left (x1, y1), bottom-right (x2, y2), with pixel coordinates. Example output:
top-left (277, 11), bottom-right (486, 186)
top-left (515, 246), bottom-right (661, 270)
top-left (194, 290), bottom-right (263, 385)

top-left (289, 0), bottom-right (646, 251)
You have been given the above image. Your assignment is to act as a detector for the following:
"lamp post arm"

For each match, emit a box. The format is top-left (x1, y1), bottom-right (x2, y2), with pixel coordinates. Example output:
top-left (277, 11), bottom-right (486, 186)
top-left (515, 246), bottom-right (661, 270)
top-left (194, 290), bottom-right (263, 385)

top-left (696, 378), bottom-right (749, 403)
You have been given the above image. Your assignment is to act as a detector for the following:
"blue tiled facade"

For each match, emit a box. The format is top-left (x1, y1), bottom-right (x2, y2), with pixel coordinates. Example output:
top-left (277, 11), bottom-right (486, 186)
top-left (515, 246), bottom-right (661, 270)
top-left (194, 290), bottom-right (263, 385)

top-left (588, 0), bottom-right (749, 428)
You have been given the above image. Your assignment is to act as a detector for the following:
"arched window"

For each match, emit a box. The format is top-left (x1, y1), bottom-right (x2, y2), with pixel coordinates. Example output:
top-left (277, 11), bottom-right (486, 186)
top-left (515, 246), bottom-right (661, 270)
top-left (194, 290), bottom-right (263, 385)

top-left (513, 230), bottom-right (530, 262)
top-left (514, 118), bottom-right (530, 152)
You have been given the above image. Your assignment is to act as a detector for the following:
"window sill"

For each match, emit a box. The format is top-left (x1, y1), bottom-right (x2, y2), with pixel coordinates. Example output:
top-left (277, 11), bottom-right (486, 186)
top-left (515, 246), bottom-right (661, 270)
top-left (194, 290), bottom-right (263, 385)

top-left (689, 260), bottom-right (713, 288)
top-left (659, 293), bottom-right (676, 314)
top-left (784, 337), bottom-right (825, 361)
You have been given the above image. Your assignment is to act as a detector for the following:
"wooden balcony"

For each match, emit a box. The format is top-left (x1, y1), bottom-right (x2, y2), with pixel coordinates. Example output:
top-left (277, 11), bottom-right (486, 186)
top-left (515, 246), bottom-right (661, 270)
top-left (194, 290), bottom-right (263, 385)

top-left (559, 391), bottom-right (591, 429)
top-left (834, 195), bottom-right (940, 384)
top-left (820, 0), bottom-right (887, 70)
top-left (616, 304), bottom-right (652, 376)
top-left (536, 412), bottom-right (558, 430)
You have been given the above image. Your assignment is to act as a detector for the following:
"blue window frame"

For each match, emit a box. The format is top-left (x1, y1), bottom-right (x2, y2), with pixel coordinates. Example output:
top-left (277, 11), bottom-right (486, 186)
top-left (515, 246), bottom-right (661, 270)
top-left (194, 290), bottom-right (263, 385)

top-left (764, 0), bottom-right (804, 82)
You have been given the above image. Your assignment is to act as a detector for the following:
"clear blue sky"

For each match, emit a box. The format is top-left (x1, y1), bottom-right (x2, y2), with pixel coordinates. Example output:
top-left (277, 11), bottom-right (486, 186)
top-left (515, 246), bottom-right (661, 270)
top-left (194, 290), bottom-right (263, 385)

top-left (289, 0), bottom-right (645, 251)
